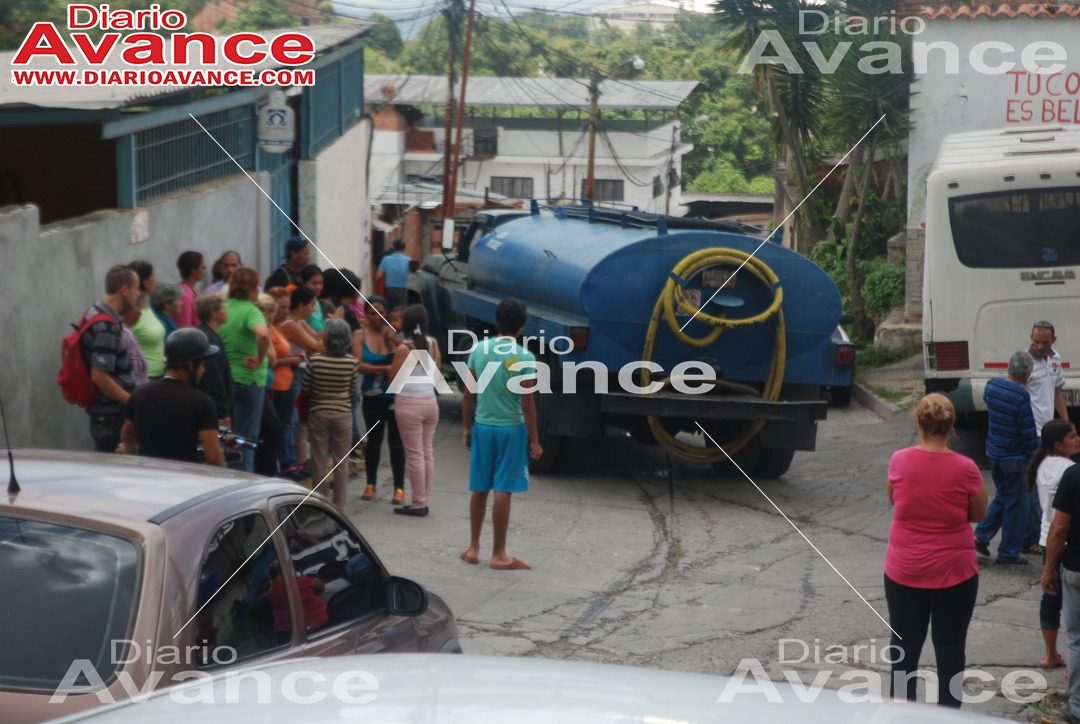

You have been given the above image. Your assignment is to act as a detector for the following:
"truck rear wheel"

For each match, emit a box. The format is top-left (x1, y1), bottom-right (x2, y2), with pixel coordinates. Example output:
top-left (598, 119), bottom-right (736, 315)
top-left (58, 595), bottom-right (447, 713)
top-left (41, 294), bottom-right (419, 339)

top-left (751, 448), bottom-right (796, 478)
top-left (529, 392), bottom-right (563, 474)
top-left (709, 436), bottom-right (760, 477)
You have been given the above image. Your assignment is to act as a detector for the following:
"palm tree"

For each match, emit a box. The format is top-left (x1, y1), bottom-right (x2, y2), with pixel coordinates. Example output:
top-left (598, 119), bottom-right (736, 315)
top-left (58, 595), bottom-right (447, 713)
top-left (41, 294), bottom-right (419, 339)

top-left (713, 0), bottom-right (830, 250)
top-left (823, 23), bottom-right (913, 339)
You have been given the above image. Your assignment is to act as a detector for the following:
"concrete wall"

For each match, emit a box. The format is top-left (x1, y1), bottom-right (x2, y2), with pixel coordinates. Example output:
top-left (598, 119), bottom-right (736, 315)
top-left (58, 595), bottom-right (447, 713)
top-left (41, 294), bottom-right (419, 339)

top-left (906, 16), bottom-right (1080, 319)
top-left (0, 174), bottom-right (269, 451)
top-left (298, 118), bottom-right (372, 292)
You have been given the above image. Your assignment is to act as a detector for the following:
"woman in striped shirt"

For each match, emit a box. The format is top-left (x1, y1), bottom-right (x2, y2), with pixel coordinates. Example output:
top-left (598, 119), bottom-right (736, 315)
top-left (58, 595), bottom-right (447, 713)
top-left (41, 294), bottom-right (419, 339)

top-left (302, 318), bottom-right (358, 508)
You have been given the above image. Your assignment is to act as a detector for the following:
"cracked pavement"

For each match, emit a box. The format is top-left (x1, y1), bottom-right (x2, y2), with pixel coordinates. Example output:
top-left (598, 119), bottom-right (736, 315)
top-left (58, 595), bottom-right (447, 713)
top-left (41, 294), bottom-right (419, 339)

top-left (343, 394), bottom-right (1058, 721)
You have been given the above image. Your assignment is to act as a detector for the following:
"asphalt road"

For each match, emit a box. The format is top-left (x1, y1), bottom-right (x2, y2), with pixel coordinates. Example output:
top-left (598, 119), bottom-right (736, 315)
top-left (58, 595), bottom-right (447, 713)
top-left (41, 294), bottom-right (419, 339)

top-left (342, 395), bottom-right (1056, 720)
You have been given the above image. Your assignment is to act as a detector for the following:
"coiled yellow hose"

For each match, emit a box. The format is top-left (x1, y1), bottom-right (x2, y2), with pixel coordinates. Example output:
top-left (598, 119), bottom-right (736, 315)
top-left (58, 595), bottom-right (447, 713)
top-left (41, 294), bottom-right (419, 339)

top-left (641, 248), bottom-right (787, 464)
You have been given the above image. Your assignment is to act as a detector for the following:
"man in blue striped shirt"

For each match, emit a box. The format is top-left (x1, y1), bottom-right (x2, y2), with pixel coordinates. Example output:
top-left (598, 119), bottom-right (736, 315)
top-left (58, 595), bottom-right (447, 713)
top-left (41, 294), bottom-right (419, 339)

top-left (975, 350), bottom-right (1040, 564)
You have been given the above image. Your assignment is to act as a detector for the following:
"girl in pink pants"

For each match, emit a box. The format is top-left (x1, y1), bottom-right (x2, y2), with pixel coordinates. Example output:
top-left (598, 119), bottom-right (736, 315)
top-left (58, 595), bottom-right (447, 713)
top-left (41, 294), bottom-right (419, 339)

top-left (390, 306), bottom-right (442, 517)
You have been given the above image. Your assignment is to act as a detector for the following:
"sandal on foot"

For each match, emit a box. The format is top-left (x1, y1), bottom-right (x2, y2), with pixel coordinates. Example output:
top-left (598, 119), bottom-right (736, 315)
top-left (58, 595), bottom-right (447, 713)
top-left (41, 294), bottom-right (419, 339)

top-left (1041, 654), bottom-right (1066, 669)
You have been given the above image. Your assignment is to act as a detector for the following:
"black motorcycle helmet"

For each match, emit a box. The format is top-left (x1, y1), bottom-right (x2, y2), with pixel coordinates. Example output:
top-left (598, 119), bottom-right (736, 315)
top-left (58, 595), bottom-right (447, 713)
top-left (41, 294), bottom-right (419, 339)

top-left (164, 328), bottom-right (220, 368)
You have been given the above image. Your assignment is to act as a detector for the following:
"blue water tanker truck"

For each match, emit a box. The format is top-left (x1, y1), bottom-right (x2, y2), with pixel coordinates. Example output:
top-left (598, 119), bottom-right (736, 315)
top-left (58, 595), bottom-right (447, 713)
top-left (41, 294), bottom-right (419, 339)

top-left (408, 204), bottom-right (847, 476)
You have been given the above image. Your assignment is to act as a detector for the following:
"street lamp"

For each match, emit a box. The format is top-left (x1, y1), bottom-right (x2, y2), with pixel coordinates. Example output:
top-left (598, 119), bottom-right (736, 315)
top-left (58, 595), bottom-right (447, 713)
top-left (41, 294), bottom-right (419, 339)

top-left (584, 55), bottom-right (645, 204)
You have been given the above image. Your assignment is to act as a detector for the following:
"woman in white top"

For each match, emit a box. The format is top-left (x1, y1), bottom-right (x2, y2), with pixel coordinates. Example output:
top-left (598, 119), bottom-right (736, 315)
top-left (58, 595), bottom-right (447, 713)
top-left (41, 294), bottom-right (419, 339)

top-left (389, 305), bottom-right (443, 517)
top-left (1029, 419), bottom-right (1080, 669)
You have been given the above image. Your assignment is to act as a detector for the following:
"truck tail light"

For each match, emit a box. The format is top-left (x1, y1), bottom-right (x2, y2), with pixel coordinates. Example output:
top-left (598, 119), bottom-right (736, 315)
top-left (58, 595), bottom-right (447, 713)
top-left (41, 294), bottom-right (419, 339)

top-left (927, 341), bottom-right (969, 371)
top-left (569, 326), bottom-right (589, 350)
top-left (835, 343), bottom-right (855, 367)
top-left (409, 259), bottom-right (419, 272)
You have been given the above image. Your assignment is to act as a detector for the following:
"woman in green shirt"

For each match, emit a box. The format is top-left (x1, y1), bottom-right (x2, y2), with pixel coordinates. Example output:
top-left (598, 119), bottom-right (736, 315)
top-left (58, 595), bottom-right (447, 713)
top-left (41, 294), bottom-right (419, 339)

top-left (129, 260), bottom-right (166, 379)
top-left (217, 267), bottom-right (271, 472)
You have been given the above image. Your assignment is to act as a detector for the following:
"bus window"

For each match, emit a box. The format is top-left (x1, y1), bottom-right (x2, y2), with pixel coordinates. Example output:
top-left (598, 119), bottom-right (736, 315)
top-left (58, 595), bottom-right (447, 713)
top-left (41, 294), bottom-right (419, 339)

top-left (949, 188), bottom-right (1080, 269)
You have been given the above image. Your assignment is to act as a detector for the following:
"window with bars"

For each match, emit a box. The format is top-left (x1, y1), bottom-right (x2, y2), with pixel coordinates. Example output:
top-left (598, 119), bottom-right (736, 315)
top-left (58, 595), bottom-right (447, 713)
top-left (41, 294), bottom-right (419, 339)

top-left (582, 179), bottom-right (625, 202)
top-left (490, 176), bottom-right (534, 199)
top-left (134, 106), bottom-right (257, 205)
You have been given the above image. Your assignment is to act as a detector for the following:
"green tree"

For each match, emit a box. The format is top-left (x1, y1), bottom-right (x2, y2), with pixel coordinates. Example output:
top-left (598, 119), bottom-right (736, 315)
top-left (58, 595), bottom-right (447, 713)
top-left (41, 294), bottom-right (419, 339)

top-left (1, 0), bottom-right (202, 48)
top-left (366, 13), bottom-right (403, 59)
top-left (221, 0), bottom-right (293, 33)
top-left (713, 0), bottom-right (831, 250)
top-left (823, 23), bottom-right (912, 339)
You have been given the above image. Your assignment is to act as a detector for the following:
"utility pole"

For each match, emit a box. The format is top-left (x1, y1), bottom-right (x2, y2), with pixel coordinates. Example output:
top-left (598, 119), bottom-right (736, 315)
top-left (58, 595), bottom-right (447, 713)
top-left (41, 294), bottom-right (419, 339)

top-left (440, 0), bottom-right (463, 224)
top-left (584, 68), bottom-right (600, 203)
top-left (664, 124), bottom-right (678, 215)
top-left (584, 56), bottom-right (643, 205)
top-left (447, 0), bottom-right (476, 229)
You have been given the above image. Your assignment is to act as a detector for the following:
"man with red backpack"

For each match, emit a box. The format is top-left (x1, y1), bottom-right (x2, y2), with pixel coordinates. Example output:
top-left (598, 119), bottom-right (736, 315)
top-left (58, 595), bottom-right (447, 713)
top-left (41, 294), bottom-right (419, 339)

top-left (77, 265), bottom-right (140, 452)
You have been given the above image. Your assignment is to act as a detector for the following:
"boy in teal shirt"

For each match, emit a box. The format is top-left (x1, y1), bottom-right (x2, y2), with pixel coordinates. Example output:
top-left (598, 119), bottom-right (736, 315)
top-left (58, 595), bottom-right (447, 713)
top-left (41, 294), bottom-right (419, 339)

top-left (460, 299), bottom-right (543, 570)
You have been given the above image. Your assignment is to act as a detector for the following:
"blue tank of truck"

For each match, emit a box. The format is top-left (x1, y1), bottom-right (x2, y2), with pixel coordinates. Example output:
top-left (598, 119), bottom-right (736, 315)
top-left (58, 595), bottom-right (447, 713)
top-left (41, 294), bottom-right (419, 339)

top-left (454, 206), bottom-right (841, 385)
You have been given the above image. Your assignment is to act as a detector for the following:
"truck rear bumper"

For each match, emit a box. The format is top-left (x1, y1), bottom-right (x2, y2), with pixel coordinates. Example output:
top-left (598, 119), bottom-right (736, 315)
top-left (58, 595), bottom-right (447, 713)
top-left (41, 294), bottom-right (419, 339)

top-left (600, 391), bottom-right (826, 451)
top-left (599, 391), bottom-right (827, 422)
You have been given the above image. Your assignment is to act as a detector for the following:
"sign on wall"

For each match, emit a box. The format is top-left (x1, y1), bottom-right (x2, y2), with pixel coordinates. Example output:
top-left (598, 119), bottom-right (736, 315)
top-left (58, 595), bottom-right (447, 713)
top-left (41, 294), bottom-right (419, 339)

top-left (259, 90), bottom-right (295, 153)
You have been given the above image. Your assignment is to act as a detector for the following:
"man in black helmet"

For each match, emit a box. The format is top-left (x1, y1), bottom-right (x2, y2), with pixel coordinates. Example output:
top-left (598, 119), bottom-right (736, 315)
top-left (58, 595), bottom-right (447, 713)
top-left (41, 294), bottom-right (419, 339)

top-left (120, 328), bottom-right (224, 465)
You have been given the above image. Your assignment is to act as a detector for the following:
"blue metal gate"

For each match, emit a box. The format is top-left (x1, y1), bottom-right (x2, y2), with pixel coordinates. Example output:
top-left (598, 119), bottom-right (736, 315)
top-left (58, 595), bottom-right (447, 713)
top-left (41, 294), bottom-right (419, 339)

top-left (259, 146), bottom-right (297, 269)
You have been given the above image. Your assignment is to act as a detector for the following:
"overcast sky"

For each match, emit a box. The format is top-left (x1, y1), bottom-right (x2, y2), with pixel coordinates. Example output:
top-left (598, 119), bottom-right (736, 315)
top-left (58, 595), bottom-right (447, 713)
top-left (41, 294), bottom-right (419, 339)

top-left (334, 0), bottom-right (717, 38)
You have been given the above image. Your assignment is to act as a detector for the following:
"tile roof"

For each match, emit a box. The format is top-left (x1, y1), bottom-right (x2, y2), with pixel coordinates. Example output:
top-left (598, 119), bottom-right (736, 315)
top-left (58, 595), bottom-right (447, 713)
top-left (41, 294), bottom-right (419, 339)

top-left (916, 3), bottom-right (1080, 19)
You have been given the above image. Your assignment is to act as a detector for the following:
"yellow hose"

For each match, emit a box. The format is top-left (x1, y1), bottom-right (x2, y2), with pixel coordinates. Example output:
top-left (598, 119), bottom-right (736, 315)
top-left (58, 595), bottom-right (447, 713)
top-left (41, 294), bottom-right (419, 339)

top-left (641, 248), bottom-right (786, 464)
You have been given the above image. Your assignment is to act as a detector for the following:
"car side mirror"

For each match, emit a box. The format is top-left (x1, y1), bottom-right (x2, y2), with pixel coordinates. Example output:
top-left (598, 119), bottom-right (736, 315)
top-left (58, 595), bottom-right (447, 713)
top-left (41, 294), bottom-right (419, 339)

top-left (386, 576), bottom-right (429, 616)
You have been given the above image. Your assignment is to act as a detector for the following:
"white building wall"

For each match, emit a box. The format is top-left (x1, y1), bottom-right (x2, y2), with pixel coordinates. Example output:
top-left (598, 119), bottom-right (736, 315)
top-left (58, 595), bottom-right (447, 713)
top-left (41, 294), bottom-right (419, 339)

top-left (298, 118), bottom-right (371, 286)
top-left (905, 16), bottom-right (1080, 318)
top-left (403, 120), bottom-right (686, 212)
top-left (370, 128), bottom-right (405, 197)
top-left (0, 175), bottom-right (270, 449)
top-left (908, 17), bottom-right (1080, 227)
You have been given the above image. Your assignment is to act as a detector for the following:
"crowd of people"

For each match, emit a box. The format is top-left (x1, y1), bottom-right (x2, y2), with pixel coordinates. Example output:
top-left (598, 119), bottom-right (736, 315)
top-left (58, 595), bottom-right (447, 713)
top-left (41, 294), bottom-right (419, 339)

top-left (75, 237), bottom-right (456, 517)
top-left (884, 321), bottom-right (1079, 710)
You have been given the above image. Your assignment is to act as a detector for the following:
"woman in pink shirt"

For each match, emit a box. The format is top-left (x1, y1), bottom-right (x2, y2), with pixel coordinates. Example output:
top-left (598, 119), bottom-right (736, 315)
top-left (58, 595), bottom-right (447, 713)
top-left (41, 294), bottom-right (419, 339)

top-left (176, 250), bottom-right (206, 328)
top-left (885, 393), bottom-right (988, 708)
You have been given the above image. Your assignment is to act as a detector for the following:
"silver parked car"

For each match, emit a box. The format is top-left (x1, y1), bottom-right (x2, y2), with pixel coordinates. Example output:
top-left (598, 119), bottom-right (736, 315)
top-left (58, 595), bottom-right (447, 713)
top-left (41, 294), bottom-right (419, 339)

top-left (47, 654), bottom-right (1003, 723)
top-left (0, 450), bottom-right (460, 724)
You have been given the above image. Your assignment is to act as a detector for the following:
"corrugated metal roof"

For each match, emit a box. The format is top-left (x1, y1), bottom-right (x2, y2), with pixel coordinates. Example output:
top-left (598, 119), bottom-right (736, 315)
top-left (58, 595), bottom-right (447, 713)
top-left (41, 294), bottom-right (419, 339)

top-left (0, 23), bottom-right (369, 111)
top-left (366, 75), bottom-right (698, 111)
top-left (919, 2), bottom-right (1080, 19)
top-left (374, 182), bottom-right (511, 208)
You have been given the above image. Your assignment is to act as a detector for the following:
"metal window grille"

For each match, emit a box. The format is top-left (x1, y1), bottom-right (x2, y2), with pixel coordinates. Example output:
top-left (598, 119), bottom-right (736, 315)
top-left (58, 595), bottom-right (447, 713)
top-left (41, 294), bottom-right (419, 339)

top-left (490, 176), bottom-right (533, 199)
top-left (134, 106), bottom-right (257, 205)
top-left (581, 179), bottom-right (625, 202)
top-left (472, 129), bottom-right (498, 157)
top-left (303, 48), bottom-right (364, 157)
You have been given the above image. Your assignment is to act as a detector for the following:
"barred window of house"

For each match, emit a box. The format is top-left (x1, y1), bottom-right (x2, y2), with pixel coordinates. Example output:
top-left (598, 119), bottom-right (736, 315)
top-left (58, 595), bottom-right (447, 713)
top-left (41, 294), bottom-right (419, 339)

top-left (582, 179), bottom-right (625, 202)
top-left (490, 176), bottom-right (534, 199)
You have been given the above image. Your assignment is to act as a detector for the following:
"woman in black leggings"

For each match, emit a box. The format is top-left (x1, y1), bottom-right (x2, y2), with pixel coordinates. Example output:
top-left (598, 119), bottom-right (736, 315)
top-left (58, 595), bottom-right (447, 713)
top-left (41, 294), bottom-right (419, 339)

top-left (884, 393), bottom-right (988, 708)
top-left (354, 296), bottom-right (405, 503)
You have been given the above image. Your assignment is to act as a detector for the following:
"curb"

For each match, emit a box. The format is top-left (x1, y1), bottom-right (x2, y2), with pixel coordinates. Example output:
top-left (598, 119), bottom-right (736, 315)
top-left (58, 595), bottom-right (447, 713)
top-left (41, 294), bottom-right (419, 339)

top-left (853, 382), bottom-right (902, 420)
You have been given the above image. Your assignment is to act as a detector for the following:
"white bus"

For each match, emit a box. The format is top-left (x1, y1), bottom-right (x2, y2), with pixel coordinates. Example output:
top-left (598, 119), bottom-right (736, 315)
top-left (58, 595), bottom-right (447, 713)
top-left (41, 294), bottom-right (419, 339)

top-left (923, 125), bottom-right (1080, 413)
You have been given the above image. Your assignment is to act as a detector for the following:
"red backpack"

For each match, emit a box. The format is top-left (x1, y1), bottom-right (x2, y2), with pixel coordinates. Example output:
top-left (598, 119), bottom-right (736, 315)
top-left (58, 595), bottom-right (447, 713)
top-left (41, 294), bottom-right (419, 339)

top-left (57, 308), bottom-right (116, 408)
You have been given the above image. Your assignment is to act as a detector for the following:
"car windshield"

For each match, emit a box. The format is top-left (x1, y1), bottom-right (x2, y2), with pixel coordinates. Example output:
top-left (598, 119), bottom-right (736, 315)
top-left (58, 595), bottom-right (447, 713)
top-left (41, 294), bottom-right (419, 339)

top-left (0, 516), bottom-right (140, 692)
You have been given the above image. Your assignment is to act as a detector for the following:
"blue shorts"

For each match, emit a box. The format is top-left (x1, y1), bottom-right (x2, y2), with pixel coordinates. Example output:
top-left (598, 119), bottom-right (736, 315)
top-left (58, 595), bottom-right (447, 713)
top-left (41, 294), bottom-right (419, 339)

top-left (469, 422), bottom-right (529, 494)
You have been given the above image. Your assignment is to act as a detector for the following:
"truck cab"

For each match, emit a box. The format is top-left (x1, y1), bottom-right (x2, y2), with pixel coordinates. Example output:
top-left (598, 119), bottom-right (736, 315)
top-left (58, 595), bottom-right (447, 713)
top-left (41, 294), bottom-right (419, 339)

top-left (408, 209), bottom-right (529, 365)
